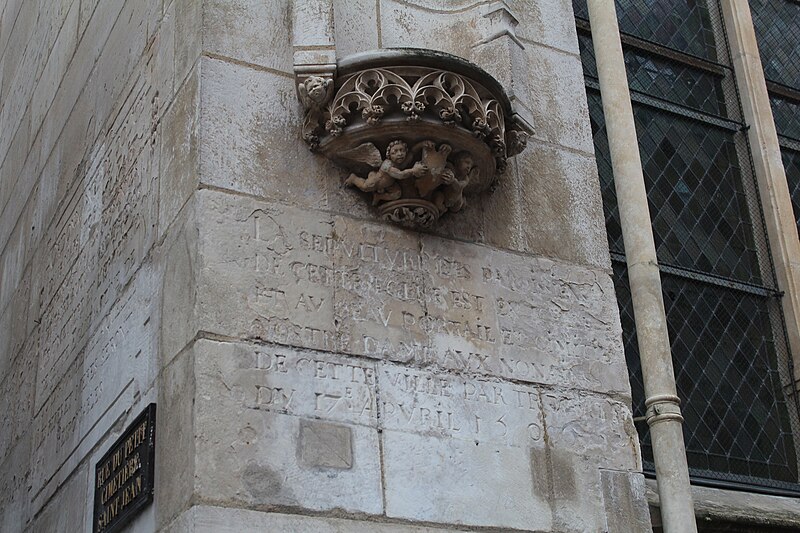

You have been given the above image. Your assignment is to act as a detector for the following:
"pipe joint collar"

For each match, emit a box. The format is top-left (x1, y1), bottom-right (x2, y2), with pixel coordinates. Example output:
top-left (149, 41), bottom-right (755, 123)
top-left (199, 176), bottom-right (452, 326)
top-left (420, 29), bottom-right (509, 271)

top-left (645, 394), bottom-right (684, 426)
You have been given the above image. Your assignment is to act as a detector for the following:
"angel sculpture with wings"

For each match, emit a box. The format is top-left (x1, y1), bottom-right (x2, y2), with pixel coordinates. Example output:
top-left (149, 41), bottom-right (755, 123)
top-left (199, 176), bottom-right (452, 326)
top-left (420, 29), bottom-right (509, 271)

top-left (344, 140), bottom-right (428, 205)
top-left (434, 151), bottom-right (476, 214)
top-left (298, 76), bottom-right (334, 149)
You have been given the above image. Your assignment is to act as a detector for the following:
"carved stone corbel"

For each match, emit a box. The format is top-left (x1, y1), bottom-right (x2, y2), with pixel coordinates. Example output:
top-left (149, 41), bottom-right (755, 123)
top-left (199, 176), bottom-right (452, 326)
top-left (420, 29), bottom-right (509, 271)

top-left (298, 49), bottom-right (534, 228)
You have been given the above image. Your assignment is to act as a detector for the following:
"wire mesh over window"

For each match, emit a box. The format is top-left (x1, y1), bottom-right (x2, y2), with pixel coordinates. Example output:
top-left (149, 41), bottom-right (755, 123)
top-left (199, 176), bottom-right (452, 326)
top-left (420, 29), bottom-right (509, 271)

top-left (769, 96), bottom-right (800, 143)
top-left (576, 0), bottom-right (800, 494)
top-left (749, 0), bottom-right (800, 92)
top-left (578, 33), bottom-right (726, 117)
top-left (750, 0), bottom-right (800, 234)
top-left (785, 149), bottom-right (800, 230)
top-left (614, 262), bottom-right (799, 488)
top-left (573, 0), bottom-right (717, 60)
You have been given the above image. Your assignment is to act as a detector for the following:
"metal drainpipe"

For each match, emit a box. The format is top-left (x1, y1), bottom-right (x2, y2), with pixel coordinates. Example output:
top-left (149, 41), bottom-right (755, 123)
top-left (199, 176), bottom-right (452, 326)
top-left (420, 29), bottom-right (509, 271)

top-left (585, 1), bottom-right (698, 531)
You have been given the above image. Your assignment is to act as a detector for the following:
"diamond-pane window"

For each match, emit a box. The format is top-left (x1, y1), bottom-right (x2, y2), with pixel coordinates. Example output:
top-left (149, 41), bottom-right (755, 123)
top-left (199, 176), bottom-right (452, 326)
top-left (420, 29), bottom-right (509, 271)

top-left (750, 0), bottom-right (800, 91)
top-left (770, 94), bottom-right (800, 143)
top-left (785, 149), bottom-right (800, 230)
top-left (578, 1), bottom-right (800, 493)
top-left (634, 106), bottom-right (760, 282)
top-left (573, 0), bottom-right (717, 59)
top-left (580, 32), bottom-right (726, 116)
top-left (751, 0), bottom-right (800, 235)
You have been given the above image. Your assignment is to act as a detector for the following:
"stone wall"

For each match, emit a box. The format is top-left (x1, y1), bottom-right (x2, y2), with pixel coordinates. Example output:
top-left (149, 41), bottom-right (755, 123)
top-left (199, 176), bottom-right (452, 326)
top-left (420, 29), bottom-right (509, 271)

top-left (0, 0), bottom-right (198, 530)
top-left (0, 1), bottom-right (651, 531)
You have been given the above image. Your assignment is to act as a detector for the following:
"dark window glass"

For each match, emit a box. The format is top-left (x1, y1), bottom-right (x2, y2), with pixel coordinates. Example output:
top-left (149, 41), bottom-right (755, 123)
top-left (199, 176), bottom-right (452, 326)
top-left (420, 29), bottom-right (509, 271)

top-left (624, 51), bottom-right (724, 116)
top-left (613, 263), bottom-right (798, 486)
top-left (615, 0), bottom-right (716, 60)
top-left (784, 149), bottom-right (800, 230)
top-left (664, 276), bottom-right (796, 484)
top-left (588, 92), bottom-right (761, 283)
top-left (750, 0), bottom-right (800, 91)
top-left (579, 4), bottom-right (800, 491)
top-left (573, 0), bottom-right (717, 59)
top-left (634, 106), bottom-right (760, 282)
top-left (580, 33), bottom-right (726, 116)
top-left (751, 0), bottom-right (800, 239)
top-left (770, 95), bottom-right (800, 142)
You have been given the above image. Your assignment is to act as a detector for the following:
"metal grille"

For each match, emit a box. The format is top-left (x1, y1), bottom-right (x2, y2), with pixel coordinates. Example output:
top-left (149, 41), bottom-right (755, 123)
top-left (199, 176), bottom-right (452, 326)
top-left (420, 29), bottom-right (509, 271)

top-left (585, 92), bottom-right (762, 284)
top-left (635, 106), bottom-right (761, 283)
top-left (749, 0), bottom-right (800, 92)
top-left (577, 0), bottom-right (800, 493)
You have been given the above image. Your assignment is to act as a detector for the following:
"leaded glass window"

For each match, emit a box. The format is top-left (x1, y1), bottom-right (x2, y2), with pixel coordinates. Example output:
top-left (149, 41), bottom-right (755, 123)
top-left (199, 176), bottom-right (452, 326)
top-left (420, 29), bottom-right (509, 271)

top-left (750, 0), bottom-right (800, 234)
top-left (575, 0), bottom-right (800, 493)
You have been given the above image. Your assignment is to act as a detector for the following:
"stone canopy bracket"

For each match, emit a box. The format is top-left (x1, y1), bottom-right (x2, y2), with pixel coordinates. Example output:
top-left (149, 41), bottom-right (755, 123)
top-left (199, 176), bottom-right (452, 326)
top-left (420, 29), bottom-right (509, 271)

top-left (291, 5), bottom-right (533, 229)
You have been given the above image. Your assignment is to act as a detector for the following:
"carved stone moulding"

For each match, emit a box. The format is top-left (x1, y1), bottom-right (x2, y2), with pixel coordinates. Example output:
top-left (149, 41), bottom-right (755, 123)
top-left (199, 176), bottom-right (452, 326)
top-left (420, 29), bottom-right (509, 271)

top-left (298, 48), bottom-right (534, 228)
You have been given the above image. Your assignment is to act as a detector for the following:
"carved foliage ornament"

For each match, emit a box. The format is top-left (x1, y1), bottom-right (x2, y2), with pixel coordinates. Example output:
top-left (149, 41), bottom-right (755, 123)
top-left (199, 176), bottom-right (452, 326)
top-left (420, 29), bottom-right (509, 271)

top-left (298, 52), bottom-right (532, 228)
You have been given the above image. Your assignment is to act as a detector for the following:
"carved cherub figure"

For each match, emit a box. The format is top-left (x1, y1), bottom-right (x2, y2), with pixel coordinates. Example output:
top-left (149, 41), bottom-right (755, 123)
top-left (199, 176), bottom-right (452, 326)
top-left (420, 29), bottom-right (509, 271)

top-left (435, 151), bottom-right (476, 214)
top-left (413, 141), bottom-right (453, 198)
top-left (298, 76), bottom-right (334, 149)
top-left (344, 140), bottom-right (428, 205)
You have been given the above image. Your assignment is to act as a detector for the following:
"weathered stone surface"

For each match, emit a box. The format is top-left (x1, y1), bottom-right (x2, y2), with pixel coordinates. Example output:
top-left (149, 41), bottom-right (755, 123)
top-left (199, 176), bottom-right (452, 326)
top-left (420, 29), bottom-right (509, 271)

top-left (0, 1), bottom-right (658, 531)
top-left (333, 0), bottom-right (379, 58)
top-left (193, 339), bottom-right (384, 514)
top-left (159, 198), bottom-right (199, 366)
top-left (518, 140), bottom-right (611, 270)
top-left (383, 430), bottom-right (551, 529)
top-left (380, 362), bottom-right (545, 448)
top-left (0, 263), bottom-right (31, 379)
top-left (298, 419), bottom-right (354, 469)
top-left (155, 345), bottom-right (197, 530)
top-left (516, 0), bottom-right (583, 55)
top-left (378, 1), bottom-right (483, 58)
top-left (517, 43), bottom-right (595, 155)
top-left (0, 339), bottom-right (36, 465)
top-left (30, 263), bottom-right (158, 504)
top-left (530, 448), bottom-right (610, 532)
top-left (542, 390), bottom-right (640, 470)
top-left (603, 471), bottom-right (652, 533)
top-left (25, 462), bottom-right (88, 533)
top-left (183, 333), bottom-right (640, 529)
top-left (159, 64), bottom-right (200, 238)
top-left (204, 0), bottom-right (292, 74)
top-left (164, 505), bottom-right (468, 533)
top-left (0, 432), bottom-right (31, 532)
top-left (200, 57), bottom-right (334, 208)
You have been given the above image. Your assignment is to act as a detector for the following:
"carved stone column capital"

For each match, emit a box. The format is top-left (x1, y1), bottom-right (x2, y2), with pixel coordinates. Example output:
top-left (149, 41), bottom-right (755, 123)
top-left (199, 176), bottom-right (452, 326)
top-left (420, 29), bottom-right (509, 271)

top-left (296, 49), bottom-right (533, 228)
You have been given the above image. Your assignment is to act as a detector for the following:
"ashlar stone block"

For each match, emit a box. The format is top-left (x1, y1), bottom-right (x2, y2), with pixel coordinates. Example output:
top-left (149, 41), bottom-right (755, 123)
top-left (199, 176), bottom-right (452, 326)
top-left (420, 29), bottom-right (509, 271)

top-left (383, 430), bottom-right (552, 530)
top-left (193, 339), bottom-right (384, 514)
top-left (165, 505), bottom-right (469, 533)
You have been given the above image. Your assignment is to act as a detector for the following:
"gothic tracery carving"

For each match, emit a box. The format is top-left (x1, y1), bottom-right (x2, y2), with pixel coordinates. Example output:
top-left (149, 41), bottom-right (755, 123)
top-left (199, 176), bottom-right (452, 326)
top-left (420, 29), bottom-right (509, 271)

top-left (297, 51), bottom-right (532, 228)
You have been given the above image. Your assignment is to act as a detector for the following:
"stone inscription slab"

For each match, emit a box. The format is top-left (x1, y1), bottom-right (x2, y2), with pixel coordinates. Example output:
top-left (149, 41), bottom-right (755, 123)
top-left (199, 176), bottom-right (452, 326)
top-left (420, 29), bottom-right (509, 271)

top-left (93, 403), bottom-right (156, 533)
top-left (197, 339), bottom-right (637, 469)
top-left (206, 342), bottom-right (546, 448)
top-left (197, 190), bottom-right (631, 395)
